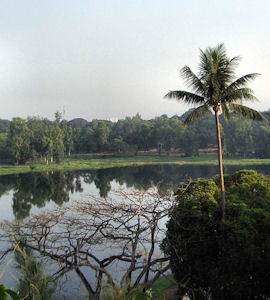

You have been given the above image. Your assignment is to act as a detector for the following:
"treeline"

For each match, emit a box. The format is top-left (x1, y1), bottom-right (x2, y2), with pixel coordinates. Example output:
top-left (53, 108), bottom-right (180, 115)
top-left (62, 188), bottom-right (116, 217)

top-left (1, 109), bottom-right (270, 164)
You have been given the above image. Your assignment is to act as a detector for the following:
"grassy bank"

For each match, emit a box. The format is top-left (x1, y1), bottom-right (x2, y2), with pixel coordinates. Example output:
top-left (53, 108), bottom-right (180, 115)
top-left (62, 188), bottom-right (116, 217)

top-left (1, 155), bottom-right (270, 176)
top-left (151, 274), bottom-right (178, 300)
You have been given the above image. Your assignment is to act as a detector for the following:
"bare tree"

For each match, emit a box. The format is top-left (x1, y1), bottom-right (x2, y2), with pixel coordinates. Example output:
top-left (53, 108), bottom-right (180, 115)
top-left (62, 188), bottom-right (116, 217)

top-left (1, 187), bottom-right (174, 298)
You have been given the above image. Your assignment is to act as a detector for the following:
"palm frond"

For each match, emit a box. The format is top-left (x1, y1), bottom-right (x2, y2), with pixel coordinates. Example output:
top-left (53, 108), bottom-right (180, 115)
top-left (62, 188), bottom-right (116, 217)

top-left (226, 73), bottom-right (260, 91)
top-left (227, 55), bottom-right (241, 69)
top-left (223, 88), bottom-right (258, 103)
top-left (164, 90), bottom-right (205, 105)
top-left (229, 104), bottom-right (268, 122)
top-left (219, 57), bottom-right (238, 83)
top-left (199, 49), bottom-right (211, 79)
top-left (221, 103), bottom-right (230, 120)
top-left (180, 66), bottom-right (205, 95)
top-left (184, 104), bottom-right (212, 125)
top-left (199, 43), bottom-right (238, 96)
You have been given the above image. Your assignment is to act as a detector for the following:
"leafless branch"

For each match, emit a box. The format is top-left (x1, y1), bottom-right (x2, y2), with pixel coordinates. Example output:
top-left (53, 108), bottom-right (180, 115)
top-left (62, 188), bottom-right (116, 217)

top-left (1, 187), bottom-right (175, 297)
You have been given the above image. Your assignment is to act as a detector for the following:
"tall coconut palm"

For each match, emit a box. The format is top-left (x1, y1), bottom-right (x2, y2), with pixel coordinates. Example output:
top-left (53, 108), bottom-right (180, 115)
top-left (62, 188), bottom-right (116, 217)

top-left (165, 43), bottom-right (266, 219)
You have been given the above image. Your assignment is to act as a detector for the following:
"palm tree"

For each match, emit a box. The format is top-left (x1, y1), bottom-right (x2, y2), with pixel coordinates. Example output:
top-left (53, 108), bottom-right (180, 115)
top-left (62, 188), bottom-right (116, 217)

top-left (165, 43), bottom-right (266, 219)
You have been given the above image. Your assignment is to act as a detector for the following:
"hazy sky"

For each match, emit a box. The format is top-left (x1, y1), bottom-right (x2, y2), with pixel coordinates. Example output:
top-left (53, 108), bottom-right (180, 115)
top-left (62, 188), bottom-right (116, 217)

top-left (0, 0), bottom-right (269, 121)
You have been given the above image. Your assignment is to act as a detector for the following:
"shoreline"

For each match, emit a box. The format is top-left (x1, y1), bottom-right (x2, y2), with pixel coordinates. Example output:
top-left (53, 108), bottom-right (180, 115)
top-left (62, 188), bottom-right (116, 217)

top-left (1, 155), bottom-right (270, 176)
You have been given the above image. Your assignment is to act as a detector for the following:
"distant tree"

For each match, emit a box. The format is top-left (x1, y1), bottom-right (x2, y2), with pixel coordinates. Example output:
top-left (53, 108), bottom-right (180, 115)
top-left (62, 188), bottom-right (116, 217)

top-left (68, 118), bottom-right (88, 129)
top-left (7, 118), bottom-right (31, 164)
top-left (223, 115), bottom-right (254, 156)
top-left (59, 120), bottom-right (73, 157)
top-left (50, 122), bottom-right (64, 163)
top-left (54, 111), bottom-right (62, 124)
top-left (110, 137), bottom-right (129, 153)
top-left (94, 120), bottom-right (110, 152)
top-left (0, 119), bottom-right (10, 133)
top-left (27, 118), bottom-right (48, 160)
top-left (165, 43), bottom-right (265, 218)
top-left (0, 132), bottom-right (9, 159)
top-left (76, 126), bottom-right (96, 153)
top-left (180, 126), bottom-right (199, 156)
top-left (252, 123), bottom-right (270, 158)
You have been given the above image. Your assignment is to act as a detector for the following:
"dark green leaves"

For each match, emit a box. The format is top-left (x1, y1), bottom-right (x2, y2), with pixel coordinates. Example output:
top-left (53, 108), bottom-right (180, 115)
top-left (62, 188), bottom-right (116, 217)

top-left (165, 43), bottom-right (262, 126)
top-left (0, 285), bottom-right (20, 300)
top-left (229, 104), bottom-right (268, 122)
top-left (181, 66), bottom-right (205, 95)
top-left (184, 105), bottom-right (212, 125)
top-left (162, 170), bottom-right (270, 299)
top-left (164, 90), bottom-right (204, 105)
top-left (226, 73), bottom-right (260, 91)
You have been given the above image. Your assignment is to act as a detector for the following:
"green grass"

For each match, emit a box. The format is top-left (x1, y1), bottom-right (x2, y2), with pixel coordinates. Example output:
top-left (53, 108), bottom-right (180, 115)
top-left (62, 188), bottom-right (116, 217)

top-left (151, 274), bottom-right (176, 292)
top-left (1, 155), bottom-right (270, 176)
top-left (151, 274), bottom-right (178, 300)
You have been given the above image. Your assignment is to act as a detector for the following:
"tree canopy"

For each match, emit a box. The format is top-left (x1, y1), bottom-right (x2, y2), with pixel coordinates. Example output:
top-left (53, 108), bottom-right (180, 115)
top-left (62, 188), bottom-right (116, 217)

top-left (162, 170), bottom-right (270, 299)
top-left (2, 109), bottom-right (270, 164)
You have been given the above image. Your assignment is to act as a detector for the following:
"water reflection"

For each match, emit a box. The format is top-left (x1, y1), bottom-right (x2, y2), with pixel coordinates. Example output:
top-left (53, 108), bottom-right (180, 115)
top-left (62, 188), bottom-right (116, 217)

top-left (1, 172), bottom-right (82, 219)
top-left (2, 164), bottom-right (270, 298)
top-left (1, 164), bottom-right (270, 220)
top-left (4, 188), bottom-right (173, 299)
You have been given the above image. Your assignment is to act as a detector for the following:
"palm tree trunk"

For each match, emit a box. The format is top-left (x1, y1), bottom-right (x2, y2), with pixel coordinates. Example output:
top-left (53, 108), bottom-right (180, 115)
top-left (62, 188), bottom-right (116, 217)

top-left (214, 106), bottom-right (226, 219)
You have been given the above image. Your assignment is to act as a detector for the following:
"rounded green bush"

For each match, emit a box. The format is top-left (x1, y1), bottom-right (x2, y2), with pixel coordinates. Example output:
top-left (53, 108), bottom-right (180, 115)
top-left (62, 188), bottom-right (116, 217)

top-left (162, 170), bottom-right (270, 299)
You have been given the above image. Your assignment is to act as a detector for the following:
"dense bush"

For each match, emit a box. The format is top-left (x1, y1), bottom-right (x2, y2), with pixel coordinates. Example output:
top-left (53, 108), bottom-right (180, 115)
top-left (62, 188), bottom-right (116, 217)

top-left (161, 170), bottom-right (270, 299)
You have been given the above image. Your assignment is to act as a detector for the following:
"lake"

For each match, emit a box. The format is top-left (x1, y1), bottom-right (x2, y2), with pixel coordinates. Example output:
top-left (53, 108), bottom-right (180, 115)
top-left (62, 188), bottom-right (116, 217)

top-left (1, 164), bottom-right (270, 298)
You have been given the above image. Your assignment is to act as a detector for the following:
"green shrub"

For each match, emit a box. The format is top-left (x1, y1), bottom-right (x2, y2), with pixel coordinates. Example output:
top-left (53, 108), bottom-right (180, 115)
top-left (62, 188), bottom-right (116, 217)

top-left (162, 170), bottom-right (270, 299)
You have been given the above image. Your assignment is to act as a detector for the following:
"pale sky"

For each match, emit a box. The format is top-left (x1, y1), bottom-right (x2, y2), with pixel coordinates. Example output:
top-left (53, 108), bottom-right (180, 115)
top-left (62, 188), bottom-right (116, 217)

top-left (0, 0), bottom-right (269, 121)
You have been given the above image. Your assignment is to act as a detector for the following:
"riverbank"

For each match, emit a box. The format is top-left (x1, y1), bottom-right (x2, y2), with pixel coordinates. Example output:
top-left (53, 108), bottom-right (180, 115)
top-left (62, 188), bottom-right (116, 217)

top-left (1, 155), bottom-right (270, 176)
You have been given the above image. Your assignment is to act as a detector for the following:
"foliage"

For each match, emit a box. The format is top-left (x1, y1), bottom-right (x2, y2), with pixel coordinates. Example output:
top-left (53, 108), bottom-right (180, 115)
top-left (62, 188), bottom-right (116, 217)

top-left (165, 44), bottom-right (264, 124)
top-left (151, 274), bottom-right (176, 292)
top-left (0, 132), bottom-right (10, 159)
top-left (0, 284), bottom-right (20, 300)
top-left (162, 170), bottom-right (270, 299)
top-left (7, 118), bottom-right (31, 164)
top-left (4, 155), bottom-right (270, 176)
top-left (2, 106), bottom-right (270, 165)
top-left (101, 284), bottom-right (165, 300)
top-left (0, 246), bottom-right (20, 300)
top-left (165, 43), bottom-right (265, 218)
top-left (14, 241), bottom-right (55, 300)
top-left (0, 119), bottom-right (10, 133)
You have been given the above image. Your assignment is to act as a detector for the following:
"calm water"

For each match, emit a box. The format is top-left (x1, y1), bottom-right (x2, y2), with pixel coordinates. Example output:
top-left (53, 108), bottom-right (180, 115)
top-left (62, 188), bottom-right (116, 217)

top-left (1, 164), bottom-right (270, 298)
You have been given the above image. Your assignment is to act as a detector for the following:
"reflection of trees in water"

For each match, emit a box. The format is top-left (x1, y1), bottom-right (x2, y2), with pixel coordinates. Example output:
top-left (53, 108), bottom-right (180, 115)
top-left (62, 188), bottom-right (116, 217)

top-left (81, 165), bottom-right (220, 198)
top-left (1, 164), bottom-right (270, 219)
top-left (0, 172), bottom-right (83, 219)
top-left (13, 172), bottom-right (69, 219)
top-left (2, 188), bottom-right (172, 298)
top-left (0, 175), bottom-right (14, 198)
top-left (88, 164), bottom-right (270, 197)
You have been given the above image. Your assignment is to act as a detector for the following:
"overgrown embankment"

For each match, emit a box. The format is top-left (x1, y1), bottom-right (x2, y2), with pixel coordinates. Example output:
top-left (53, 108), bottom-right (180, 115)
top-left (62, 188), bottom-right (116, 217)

top-left (1, 155), bottom-right (270, 176)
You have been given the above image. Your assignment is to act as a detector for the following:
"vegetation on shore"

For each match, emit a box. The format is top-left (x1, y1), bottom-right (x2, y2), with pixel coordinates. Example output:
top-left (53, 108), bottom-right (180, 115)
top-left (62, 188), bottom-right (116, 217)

top-left (2, 155), bottom-right (270, 176)
top-left (2, 106), bottom-right (270, 168)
